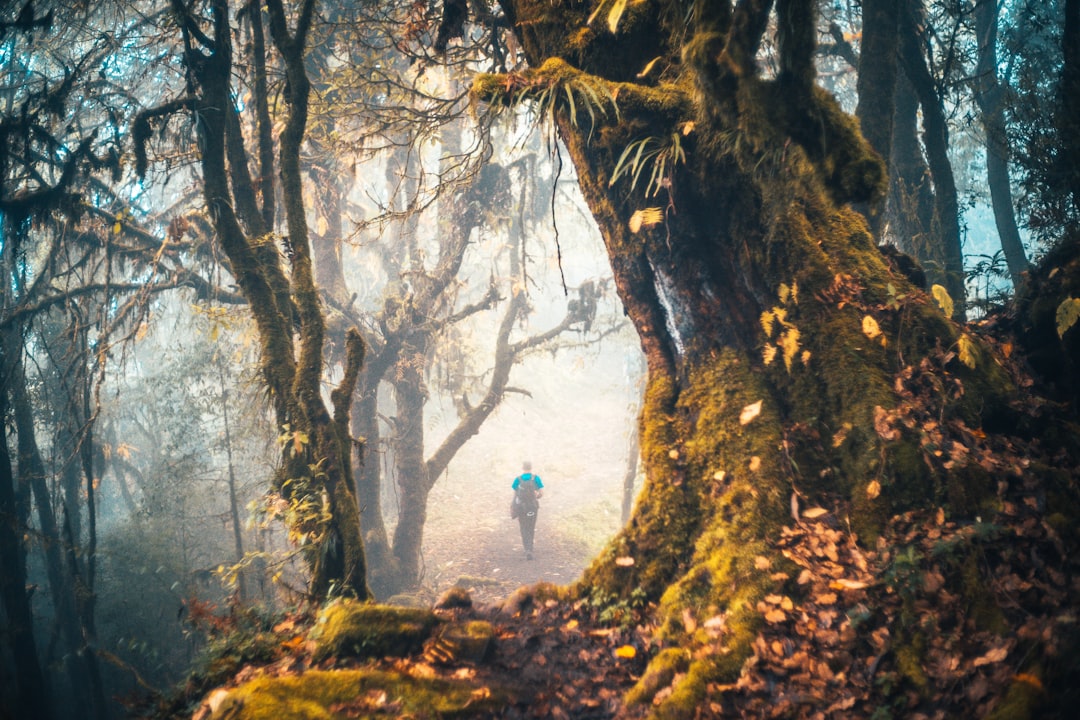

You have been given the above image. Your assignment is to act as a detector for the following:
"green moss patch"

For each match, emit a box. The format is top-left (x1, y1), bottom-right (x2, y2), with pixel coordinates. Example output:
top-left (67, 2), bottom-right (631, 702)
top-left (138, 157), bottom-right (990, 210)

top-left (209, 668), bottom-right (505, 720)
top-left (310, 602), bottom-right (439, 662)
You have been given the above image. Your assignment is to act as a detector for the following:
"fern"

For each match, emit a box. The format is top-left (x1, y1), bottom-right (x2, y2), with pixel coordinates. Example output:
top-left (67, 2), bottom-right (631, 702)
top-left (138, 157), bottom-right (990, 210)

top-left (609, 132), bottom-right (686, 197)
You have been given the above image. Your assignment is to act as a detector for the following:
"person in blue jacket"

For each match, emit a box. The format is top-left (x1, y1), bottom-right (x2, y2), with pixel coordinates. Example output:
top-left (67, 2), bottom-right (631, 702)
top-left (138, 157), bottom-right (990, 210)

top-left (511, 461), bottom-right (544, 560)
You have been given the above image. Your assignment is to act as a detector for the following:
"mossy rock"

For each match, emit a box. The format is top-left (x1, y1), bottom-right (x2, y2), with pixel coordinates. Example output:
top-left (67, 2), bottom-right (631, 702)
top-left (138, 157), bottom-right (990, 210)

top-left (310, 601), bottom-right (439, 662)
top-left (429, 621), bottom-right (495, 664)
top-left (207, 668), bottom-right (506, 720)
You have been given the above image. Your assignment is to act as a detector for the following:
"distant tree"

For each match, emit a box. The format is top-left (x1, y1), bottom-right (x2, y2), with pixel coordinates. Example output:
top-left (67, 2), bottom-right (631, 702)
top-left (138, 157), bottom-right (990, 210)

top-left (972, 0), bottom-right (1030, 288)
top-left (283, 5), bottom-right (621, 595)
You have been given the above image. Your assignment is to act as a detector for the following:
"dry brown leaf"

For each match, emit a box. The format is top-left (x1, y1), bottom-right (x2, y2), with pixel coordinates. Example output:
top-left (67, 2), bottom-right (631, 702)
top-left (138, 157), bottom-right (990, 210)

top-left (802, 507), bottom-right (829, 519)
top-left (754, 556), bottom-right (772, 570)
top-left (614, 556), bottom-right (635, 567)
top-left (830, 578), bottom-right (869, 591)
top-left (973, 646), bottom-right (1009, 667)
top-left (740, 400), bottom-right (763, 425)
top-left (873, 406), bottom-right (899, 441)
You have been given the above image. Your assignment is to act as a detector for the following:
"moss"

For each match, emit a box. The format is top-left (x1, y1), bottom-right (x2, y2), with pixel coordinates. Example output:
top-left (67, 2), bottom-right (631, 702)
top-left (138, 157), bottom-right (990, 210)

top-left (210, 668), bottom-right (506, 720)
top-left (625, 647), bottom-right (690, 706)
top-left (960, 554), bottom-right (1008, 635)
top-left (310, 601), bottom-right (439, 662)
top-left (893, 631), bottom-right (930, 691)
top-left (649, 658), bottom-right (711, 720)
top-left (986, 670), bottom-right (1045, 720)
top-left (435, 621), bottom-right (495, 663)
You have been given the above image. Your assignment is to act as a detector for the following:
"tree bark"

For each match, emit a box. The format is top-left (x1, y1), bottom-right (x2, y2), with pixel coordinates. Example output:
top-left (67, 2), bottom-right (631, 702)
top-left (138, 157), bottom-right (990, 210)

top-left (973, 0), bottom-right (1030, 289)
top-left (888, 70), bottom-right (937, 264)
top-left (0, 345), bottom-right (52, 720)
top-left (165, 0), bottom-right (370, 600)
top-left (897, 0), bottom-right (966, 317)
top-left (854, 0), bottom-right (899, 239)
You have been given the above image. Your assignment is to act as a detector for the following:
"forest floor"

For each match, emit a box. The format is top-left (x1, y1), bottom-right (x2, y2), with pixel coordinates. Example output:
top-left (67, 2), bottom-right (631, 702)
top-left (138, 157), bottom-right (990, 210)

top-left (166, 321), bottom-right (1080, 719)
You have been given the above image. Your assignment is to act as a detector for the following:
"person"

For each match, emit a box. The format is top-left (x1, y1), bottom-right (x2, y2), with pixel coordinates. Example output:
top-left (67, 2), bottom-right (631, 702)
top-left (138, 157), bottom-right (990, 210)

top-left (510, 461), bottom-right (544, 560)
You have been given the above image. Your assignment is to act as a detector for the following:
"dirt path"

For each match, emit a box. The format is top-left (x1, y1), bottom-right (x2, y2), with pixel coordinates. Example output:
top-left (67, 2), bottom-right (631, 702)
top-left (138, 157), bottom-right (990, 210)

top-left (417, 474), bottom-right (608, 606)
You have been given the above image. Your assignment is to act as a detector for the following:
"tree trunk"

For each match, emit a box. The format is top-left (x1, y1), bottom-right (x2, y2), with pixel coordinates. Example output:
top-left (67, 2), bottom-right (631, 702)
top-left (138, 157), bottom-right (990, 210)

top-left (475, 0), bottom-right (1019, 708)
top-left (7, 332), bottom-right (106, 720)
top-left (973, 0), bottom-right (1030, 289)
top-left (162, 0), bottom-right (370, 600)
top-left (897, 0), bottom-right (966, 316)
top-left (854, 0), bottom-right (900, 239)
top-left (0, 346), bottom-right (52, 720)
top-left (888, 70), bottom-right (936, 264)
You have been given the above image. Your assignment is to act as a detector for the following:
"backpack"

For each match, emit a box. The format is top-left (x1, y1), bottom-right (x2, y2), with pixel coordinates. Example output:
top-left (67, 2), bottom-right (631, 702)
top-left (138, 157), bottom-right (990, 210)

top-left (511, 474), bottom-right (540, 518)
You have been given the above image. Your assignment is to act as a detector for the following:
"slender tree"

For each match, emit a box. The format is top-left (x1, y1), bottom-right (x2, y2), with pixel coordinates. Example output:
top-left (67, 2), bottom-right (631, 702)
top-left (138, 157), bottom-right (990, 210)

top-left (973, 0), bottom-right (1030, 289)
top-left (143, 0), bottom-right (369, 599)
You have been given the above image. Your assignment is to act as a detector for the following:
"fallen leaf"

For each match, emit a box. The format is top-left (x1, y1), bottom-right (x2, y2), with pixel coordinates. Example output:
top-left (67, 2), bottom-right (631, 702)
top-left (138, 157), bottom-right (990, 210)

top-left (614, 556), bottom-right (635, 567)
top-left (932, 283), bottom-right (955, 319)
top-left (873, 406), bottom-right (899, 441)
top-left (207, 689), bottom-right (231, 716)
top-left (802, 507), bottom-right (829, 519)
top-left (614, 645), bottom-right (637, 659)
top-left (866, 480), bottom-right (881, 500)
top-left (740, 400), bottom-right (763, 425)
top-left (862, 315), bottom-right (881, 339)
top-left (764, 608), bottom-right (786, 623)
top-left (754, 556), bottom-right (772, 570)
top-left (749, 456), bottom-right (761, 472)
top-left (830, 579), bottom-right (869, 591)
top-left (973, 646), bottom-right (1008, 667)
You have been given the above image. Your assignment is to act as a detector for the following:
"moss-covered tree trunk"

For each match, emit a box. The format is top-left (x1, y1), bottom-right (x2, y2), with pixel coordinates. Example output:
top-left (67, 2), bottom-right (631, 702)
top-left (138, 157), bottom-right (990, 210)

top-left (473, 0), bottom-right (1027, 710)
top-left (156, 0), bottom-right (369, 600)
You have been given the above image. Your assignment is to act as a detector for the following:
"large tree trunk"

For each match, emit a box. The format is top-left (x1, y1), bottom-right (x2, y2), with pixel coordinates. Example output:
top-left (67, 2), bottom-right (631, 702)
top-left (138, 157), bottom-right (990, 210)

top-left (474, 0), bottom-right (1024, 709)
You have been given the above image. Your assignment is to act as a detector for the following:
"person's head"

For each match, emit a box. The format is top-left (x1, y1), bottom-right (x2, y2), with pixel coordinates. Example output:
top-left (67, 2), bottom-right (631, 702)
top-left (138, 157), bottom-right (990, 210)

top-left (522, 461), bottom-right (532, 473)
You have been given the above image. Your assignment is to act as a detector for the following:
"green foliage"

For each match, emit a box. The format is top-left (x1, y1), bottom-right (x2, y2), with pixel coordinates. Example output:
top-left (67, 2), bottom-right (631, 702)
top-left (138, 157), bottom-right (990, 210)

top-left (474, 58), bottom-right (618, 141)
top-left (609, 132), bottom-right (686, 198)
top-left (882, 545), bottom-right (925, 600)
top-left (190, 604), bottom-right (282, 692)
top-left (584, 585), bottom-right (649, 628)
